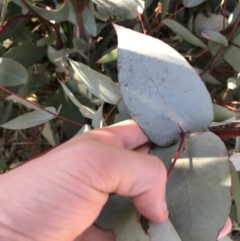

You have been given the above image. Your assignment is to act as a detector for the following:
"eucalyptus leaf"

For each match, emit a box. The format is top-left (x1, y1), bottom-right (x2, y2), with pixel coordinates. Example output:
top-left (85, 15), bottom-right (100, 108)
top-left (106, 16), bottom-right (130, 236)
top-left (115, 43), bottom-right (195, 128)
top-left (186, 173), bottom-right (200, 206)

top-left (149, 220), bottom-right (182, 241)
top-left (75, 124), bottom-right (92, 135)
top-left (183, 0), bottom-right (207, 8)
top-left (194, 13), bottom-right (227, 32)
top-left (24, 1), bottom-right (69, 22)
top-left (213, 104), bottom-right (236, 122)
top-left (230, 163), bottom-right (240, 224)
top-left (1, 107), bottom-right (56, 130)
top-left (162, 19), bottom-right (206, 48)
top-left (92, 103), bottom-right (104, 129)
top-left (201, 30), bottom-right (228, 46)
top-left (150, 132), bottom-right (231, 241)
top-left (82, 6), bottom-right (97, 36)
top-left (3, 43), bottom-right (46, 68)
top-left (97, 48), bottom-right (118, 64)
top-left (92, 0), bottom-right (145, 19)
top-left (96, 195), bottom-right (149, 241)
top-left (69, 59), bottom-right (121, 104)
top-left (114, 24), bottom-right (212, 146)
top-left (161, 0), bottom-right (170, 20)
top-left (0, 58), bottom-right (28, 86)
top-left (223, 34), bottom-right (240, 72)
top-left (59, 81), bottom-right (95, 119)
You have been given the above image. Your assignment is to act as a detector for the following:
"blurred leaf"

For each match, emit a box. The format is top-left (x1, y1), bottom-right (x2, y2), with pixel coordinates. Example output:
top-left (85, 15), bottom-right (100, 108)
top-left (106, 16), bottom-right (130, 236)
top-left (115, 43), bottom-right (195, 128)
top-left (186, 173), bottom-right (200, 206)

top-left (60, 89), bottom-right (85, 139)
top-left (201, 30), bottom-right (228, 46)
top-left (92, 0), bottom-right (145, 19)
top-left (183, 0), bottom-right (207, 7)
top-left (75, 124), bottom-right (92, 135)
top-left (37, 34), bottom-right (55, 47)
top-left (0, 0), bottom-right (9, 27)
top-left (161, 0), bottom-right (170, 20)
top-left (1, 107), bottom-right (56, 129)
top-left (0, 100), bottom-right (12, 125)
top-left (194, 13), bottom-right (227, 32)
top-left (96, 195), bottom-right (149, 241)
top-left (230, 153), bottom-right (240, 171)
top-left (0, 58), bottom-right (28, 86)
top-left (230, 163), bottom-right (240, 224)
top-left (0, 157), bottom-right (7, 170)
top-left (25, 1), bottom-right (69, 22)
top-left (228, 2), bottom-right (240, 25)
top-left (72, 38), bottom-right (88, 53)
top-left (69, 59), bottom-right (121, 104)
top-left (149, 220), bottom-right (182, 241)
top-left (223, 33), bottom-right (240, 72)
top-left (213, 104), bottom-right (236, 122)
top-left (218, 236), bottom-right (233, 241)
top-left (97, 48), bottom-right (118, 64)
top-left (3, 43), bottom-right (46, 68)
top-left (117, 100), bottom-right (131, 119)
top-left (151, 132), bottom-right (231, 240)
top-left (59, 81), bottom-right (95, 119)
top-left (92, 103), bottom-right (103, 129)
top-left (162, 19), bottom-right (207, 48)
top-left (114, 24), bottom-right (212, 146)
top-left (194, 68), bottom-right (221, 85)
top-left (42, 122), bottom-right (58, 147)
top-left (6, 95), bottom-right (40, 110)
top-left (82, 6), bottom-right (97, 36)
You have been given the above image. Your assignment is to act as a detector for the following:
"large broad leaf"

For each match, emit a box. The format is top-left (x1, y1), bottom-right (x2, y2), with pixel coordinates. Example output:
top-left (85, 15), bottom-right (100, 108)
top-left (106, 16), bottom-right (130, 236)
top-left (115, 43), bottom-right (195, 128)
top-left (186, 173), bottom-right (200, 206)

top-left (92, 0), bottom-right (145, 19)
top-left (96, 195), bottom-right (182, 241)
top-left (114, 24), bottom-right (213, 146)
top-left (3, 43), bottom-right (46, 68)
top-left (162, 19), bottom-right (207, 48)
top-left (69, 59), bottom-right (121, 104)
top-left (150, 132), bottom-right (231, 241)
top-left (1, 107), bottom-right (56, 129)
top-left (0, 58), bottom-right (28, 86)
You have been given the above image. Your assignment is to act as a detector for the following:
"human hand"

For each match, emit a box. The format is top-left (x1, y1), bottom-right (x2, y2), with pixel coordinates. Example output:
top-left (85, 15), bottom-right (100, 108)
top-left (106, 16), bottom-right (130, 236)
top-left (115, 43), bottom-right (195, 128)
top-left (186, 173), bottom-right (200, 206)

top-left (0, 120), bottom-right (231, 241)
top-left (0, 120), bottom-right (168, 241)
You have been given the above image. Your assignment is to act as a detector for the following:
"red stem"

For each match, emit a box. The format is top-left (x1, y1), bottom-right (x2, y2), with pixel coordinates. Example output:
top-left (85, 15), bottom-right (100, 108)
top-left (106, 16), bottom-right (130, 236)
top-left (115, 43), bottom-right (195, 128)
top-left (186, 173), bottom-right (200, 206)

top-left (0, 86), bottom-right (83, 127)
top-left (167, 132), bottom-right (186, 177)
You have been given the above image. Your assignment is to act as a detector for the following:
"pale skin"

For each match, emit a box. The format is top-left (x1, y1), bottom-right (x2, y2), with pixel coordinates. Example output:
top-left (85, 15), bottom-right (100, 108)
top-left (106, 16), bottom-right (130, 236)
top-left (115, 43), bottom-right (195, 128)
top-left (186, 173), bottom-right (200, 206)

top-left (0, 120), bottom-right (231, 241)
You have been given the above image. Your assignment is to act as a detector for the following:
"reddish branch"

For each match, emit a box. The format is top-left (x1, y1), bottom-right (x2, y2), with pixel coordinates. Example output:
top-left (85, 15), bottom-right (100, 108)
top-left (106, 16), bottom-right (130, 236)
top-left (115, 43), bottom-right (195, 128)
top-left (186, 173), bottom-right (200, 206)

top-left (0, 86), bottom-right (83, 127)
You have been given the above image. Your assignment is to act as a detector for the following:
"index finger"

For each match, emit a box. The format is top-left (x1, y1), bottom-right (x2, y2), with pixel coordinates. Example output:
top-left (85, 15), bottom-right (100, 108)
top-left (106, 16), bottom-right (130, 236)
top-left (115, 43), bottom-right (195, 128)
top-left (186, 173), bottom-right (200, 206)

top-left (81, 120), bottom-right (149, 150)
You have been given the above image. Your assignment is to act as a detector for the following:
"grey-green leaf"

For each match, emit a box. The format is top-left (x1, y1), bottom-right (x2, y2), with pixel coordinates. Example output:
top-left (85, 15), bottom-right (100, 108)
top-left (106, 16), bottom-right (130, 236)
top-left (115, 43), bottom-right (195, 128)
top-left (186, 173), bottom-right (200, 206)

top-left (97, 48), bottom-right (118, 64)
top-left (213, 104), bottom-right (236, 122)
top-left (3, 43), bottom-right (46, 68)
top-left (149, 220), bottom-right (182, 241)
top-left (0, 58), bottom-right (28, 86)
top-left (162, 19), bottom-right (207, 48)
top-left (69, 59), bottom-right (121, 104)
top-left (92, 0), bottom-right (145, 19)
top-left (201, 30), bottom-right (228, 46)
top-left (150, 132), bottom-right (231, 241)
top-left (114, 24), bottom-right (213, 146)
top-left (59, 81), bottom-right (95, 119)
top-left (183, 0), bottom-right (207, 7)
top-left (1, 107), bottom-right (56, 130)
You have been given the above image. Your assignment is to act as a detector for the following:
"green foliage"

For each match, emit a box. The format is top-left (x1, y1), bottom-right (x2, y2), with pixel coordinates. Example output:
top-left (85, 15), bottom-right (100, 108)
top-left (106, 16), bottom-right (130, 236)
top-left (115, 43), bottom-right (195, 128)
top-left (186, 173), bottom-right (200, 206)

top-left (0, 0), bottom-right (239, 240)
